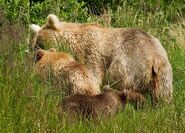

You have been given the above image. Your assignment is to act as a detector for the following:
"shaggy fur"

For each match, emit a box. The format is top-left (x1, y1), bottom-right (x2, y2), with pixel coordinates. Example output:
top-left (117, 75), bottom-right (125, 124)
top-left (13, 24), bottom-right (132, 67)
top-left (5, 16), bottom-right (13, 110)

top-left (31, 14), bottom-right (173, 104)
top-left (60, 89), bottom-right (146, 122)
top-left (34, 48), bottom-right (100, 96)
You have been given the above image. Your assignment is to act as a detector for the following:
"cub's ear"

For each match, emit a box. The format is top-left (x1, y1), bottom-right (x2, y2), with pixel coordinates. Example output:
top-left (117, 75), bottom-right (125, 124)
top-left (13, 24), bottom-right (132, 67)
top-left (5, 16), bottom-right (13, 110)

top-left (34, 49), bottom-right (45, 62)
top-left (102, 85), bottom-right (111, 91)
top-left (30, 24), bottom-right (41, 33)
top-left (48, 48), bottom-right (57, 52)
top-left (46, 14), bottom-right (60, 30)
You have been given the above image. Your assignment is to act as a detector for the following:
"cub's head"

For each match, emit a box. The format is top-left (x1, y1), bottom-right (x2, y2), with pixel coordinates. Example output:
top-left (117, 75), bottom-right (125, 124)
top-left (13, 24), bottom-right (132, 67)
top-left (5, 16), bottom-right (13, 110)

top-left (103, 85), bottom-right (146, 108)
top-left (102, 87), bottom-right (127, 108)
top-left (34, 48), bottom-right (75, 65)
top-left (34, 48), bottom-right (57, 62)
top-left (30, 14), bottom-right (63, 51)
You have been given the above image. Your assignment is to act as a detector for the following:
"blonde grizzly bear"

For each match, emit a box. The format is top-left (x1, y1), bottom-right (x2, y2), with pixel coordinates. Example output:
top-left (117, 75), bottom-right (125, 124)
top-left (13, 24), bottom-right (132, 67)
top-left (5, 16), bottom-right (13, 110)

top-left (60, 88), bottom-right (146, 122)
top-left (34, 48), bottom-right (100, 96)
top-left (30, 14), bottom-right (173, 104)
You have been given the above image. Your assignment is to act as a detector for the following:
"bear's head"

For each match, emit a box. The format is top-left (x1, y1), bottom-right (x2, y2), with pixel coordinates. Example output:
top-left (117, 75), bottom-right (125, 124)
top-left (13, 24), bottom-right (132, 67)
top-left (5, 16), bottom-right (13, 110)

top-left (34, 48), bottom-right (75, 83)
top-left (30, 14), bottom-right (64, 51)
top-left (34, 48), bottom-right (57, 62)
top-left (103, 85), bottom-right (146, 108)
top-left (34, 48), bottom-right (74, 64)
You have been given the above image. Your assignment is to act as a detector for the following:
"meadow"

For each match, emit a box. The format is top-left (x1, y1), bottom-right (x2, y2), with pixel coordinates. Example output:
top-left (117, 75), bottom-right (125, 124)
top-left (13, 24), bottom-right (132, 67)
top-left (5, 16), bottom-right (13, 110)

top-left (0, 0), bottom-right (185, 132)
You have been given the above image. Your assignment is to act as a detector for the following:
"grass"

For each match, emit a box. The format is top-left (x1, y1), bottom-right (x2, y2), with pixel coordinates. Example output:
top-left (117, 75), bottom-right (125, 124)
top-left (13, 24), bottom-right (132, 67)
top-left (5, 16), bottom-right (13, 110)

top-left (0, 2), bottom-right (185, 133)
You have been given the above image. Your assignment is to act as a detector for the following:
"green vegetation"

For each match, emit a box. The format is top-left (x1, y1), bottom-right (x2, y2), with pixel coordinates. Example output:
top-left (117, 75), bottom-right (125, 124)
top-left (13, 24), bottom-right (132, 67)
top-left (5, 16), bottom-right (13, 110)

top-left (0, 0), bottom-right (185, 132)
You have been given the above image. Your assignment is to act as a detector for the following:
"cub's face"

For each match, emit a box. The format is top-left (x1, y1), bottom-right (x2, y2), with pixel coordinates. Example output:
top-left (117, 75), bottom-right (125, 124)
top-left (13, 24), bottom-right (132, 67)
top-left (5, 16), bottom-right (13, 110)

top-left (34, 48), bottom-right (57, 63)
top-left (34, 48), bottom-right (74, 65)
top-left (30, 14), bottom-right (63, 51)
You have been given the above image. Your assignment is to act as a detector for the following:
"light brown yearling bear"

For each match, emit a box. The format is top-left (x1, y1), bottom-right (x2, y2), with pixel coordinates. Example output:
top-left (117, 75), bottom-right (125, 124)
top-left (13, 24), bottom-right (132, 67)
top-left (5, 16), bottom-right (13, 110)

top-left (60, 88), bottom-right (146, 122)
top-left (30, 14), bottom-right (173, 104)
top-left (34, 48), bottom-right (100, 96)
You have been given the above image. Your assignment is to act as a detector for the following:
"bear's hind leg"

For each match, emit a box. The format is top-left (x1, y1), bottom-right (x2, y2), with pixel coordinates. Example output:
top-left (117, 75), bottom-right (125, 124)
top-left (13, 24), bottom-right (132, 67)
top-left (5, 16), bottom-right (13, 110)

top-left (151, 62), bottom-right (173, 105)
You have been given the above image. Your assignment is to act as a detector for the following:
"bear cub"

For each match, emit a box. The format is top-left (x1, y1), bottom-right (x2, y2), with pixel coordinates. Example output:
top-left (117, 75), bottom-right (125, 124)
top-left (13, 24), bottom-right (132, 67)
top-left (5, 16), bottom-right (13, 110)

top-left (60, 87), bottom-right (146, 122)
top-left (34, 48), bottom-right (100, 96)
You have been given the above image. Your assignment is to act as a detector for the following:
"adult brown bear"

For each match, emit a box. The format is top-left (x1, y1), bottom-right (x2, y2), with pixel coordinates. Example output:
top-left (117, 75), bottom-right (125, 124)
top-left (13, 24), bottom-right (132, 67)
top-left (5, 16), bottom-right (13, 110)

top-left (30, 14), bottom-right (173, 104)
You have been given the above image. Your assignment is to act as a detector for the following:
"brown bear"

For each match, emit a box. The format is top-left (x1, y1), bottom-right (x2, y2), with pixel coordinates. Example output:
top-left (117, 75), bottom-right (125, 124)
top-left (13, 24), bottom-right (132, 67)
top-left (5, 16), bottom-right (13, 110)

top-left (30, 14), bottom-right (173, 104)
top-left (34, 48), bottom-right (100, 96)
top-left (60, 88), bottom-right (146, 122)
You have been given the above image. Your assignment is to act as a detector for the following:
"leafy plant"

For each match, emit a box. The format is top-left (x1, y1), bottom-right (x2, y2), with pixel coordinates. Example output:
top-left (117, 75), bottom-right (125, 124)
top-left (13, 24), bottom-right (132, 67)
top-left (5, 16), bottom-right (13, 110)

top-left (0, 0), bottom-right (29, 24)
top-left (30, 0), bottom-right (89, 24)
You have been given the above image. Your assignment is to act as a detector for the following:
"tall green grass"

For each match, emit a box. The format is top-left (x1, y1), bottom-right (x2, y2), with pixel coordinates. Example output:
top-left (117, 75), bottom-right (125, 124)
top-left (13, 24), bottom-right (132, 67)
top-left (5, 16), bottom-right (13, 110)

top-left (0, 1), bottom-right (185, 132)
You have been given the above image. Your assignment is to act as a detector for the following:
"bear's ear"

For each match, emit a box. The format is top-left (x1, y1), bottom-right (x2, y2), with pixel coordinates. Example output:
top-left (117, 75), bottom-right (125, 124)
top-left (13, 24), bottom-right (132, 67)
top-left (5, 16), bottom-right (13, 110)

top-left (102, 85), bottom-right (111, 91)
top-left (46, 14), bottom-right (60, 30)
top-left (30, 24), bottom-right (41, 33)
top-left (35, 50), bottom-right (45, 62)
top-left (48, 48), bottom-right (57, 52)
